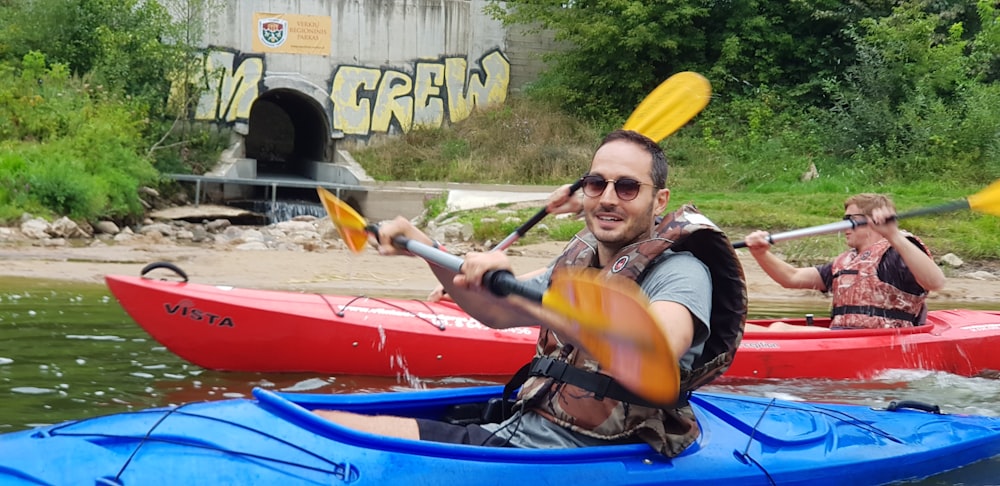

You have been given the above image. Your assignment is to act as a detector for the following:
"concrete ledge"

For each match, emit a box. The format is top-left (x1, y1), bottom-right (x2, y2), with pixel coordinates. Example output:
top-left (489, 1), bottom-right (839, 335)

top-left (358, 182), bottom-right (560, 222)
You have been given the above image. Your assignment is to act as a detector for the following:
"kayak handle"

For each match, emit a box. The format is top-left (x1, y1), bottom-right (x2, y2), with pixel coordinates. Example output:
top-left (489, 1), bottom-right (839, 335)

top-left (140, 261), bottom-right (190, 282)
top-left (886, 400), bottom-right (941, 414)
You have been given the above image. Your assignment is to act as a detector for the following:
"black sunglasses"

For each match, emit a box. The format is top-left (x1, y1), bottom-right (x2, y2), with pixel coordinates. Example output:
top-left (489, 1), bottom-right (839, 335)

top-left (580, 175), bottom-right (654, 201)
top-left (843, 213), bottom-right (867, 223)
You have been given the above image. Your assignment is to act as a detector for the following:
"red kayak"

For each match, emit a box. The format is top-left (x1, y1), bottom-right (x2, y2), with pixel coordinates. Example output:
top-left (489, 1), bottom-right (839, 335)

top-left (729, 309), bottom-right (1000, 379)
top-left (105, 273), bottom-right (536, 377)
top-left (106, 269), bottom-right (1000, 379)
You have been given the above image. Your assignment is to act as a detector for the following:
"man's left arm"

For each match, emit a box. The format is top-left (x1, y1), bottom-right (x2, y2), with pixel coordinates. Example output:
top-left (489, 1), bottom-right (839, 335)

top-left (641, 253), bottom-right (714, 364)
top-left (885, 232), bottom-right (946, 292)
top-left (870, 207), bottom-right (945, 292)
top-left (650, 300), bottom-right (697, 364)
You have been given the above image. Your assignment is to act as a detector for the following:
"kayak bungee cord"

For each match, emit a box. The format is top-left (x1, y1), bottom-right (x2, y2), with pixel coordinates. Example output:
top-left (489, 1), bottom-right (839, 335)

top-left (737, 398), bottom-right (779, 485)
top-left (325, 294), bottom-right (447, 331)
top-left (729, 396), bottom-right (917, 486)
top-left (50, 405), bottom-right (357, 482)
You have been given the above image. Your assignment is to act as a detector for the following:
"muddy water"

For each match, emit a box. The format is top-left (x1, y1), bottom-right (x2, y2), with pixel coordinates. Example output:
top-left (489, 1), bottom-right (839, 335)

top-left (0, 277), bottom-right (997, 483)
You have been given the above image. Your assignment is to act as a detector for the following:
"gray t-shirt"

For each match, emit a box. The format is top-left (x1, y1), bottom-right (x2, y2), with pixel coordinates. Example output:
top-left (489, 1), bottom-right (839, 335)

top-left (481, 249), bottom-right (713, 448)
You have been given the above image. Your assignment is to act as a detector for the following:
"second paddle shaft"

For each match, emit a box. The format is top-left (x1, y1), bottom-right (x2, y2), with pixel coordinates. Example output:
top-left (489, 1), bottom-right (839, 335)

top-left (731, 200), bottom-right (973, 249)
top-left (492, 179), bottom-right (583, 252)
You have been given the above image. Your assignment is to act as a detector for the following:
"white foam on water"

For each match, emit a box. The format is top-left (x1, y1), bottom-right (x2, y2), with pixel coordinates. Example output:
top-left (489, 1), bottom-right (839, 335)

top-left (281, 378), bottom-right (329, 392)
top-left (11, 387), bottom-right (55, 395)
top-left (65, 335), bottom-right (125, 342)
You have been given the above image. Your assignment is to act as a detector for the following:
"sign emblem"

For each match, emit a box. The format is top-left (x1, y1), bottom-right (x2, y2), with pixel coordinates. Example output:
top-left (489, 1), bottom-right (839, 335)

top-left (611, 255), bottom-right (629, 273)
top-left (258, 18), bottom-right (288, 48)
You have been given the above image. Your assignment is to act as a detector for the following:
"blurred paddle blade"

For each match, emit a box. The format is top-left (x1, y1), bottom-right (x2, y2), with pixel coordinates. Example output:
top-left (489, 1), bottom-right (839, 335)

top-left (968, 178), bottom-right (1000, 217)
top-left (317, 187), bottom-right (370, 253)
top-left (543, 268), bottom-right (680, 405)
top-left (623, 71), bottom-right (711, 143)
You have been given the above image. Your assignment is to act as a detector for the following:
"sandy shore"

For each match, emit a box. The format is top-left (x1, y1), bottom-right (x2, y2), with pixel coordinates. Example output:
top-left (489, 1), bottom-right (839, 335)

top-left (0, 239), bottom-right (997, 308)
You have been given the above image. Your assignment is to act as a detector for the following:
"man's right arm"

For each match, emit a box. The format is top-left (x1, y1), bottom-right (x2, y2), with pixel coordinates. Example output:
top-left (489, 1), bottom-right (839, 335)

top-left (427, 251), bottom-right (547, 330)
top-left (744, 230), bottom-right (826, 290)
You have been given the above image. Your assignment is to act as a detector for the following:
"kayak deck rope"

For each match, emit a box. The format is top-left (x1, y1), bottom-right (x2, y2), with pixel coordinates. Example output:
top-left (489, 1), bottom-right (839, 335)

top-left (734, 398), bottom-right (907, 485)
top-left (326, 294), bottom-right (447, 331)
top-left (47, 403), bottom-right (357, 481)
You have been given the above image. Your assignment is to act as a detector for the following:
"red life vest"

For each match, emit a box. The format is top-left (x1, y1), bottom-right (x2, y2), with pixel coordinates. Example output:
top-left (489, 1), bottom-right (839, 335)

top-left (829, 234), bottom-right (930, 329)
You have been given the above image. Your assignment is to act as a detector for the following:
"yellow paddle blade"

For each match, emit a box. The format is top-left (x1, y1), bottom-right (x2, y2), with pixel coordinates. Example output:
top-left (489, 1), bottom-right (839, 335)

top-left (542, 267), bottom-right (680, 405)
top-left (316, 187), bottom-right (371, 253)
top-left (623, 71), bottom-right (712, 142)
top-left (968, 178), bottom-right (1000, 217)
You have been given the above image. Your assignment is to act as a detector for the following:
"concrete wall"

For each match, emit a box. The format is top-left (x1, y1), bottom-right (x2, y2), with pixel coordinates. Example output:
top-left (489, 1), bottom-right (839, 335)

top-left (175, 1), bottom-right (563, 216)
top-left (188, 0), bottom-right (537, 145)
top-left (505, 24), bottom-right (563, 93)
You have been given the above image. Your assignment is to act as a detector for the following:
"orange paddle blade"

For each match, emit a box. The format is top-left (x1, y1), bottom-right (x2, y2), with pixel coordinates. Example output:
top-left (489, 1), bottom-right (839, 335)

top-left (968, 178), bottom-right (1000, 217)
top-left (542, 267), bottom-right (680, 405)
top-left (623, 71), bottom-right (711, 142)
top-left (317, 187), bottom-right (371, 253)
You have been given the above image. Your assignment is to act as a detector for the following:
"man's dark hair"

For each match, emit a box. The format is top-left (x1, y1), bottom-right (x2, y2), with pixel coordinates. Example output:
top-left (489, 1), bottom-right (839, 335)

top-left (597, 130), bottom-right (668, 189)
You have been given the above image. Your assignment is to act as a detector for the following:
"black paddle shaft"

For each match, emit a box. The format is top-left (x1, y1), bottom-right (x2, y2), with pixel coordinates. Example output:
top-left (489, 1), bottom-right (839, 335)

top-left (396, 236), bottom-right (544, 303)
top-left (492, 178), bottom-right (584, 252)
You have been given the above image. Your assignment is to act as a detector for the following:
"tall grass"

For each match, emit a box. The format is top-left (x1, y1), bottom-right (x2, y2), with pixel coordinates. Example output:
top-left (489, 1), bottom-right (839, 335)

top-left (352, 97), bottom-right (600, 184)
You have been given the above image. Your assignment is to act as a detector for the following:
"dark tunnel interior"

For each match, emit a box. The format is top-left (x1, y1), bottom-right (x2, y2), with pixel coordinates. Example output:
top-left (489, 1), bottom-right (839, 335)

top-left (245, 88), bottom-right (328, 177)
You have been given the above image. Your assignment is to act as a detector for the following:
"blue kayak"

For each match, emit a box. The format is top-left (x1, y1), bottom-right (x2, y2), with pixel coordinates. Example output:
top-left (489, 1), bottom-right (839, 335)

top-left (2, 386), bottom-right (999, 485)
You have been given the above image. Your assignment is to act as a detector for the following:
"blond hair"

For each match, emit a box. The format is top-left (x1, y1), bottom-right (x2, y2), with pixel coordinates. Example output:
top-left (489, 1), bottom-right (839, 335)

top-left (844, 193), bottom-right (896, 216)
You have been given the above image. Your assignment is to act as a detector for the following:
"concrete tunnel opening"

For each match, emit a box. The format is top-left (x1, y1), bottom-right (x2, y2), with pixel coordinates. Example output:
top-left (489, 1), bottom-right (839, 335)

top-left (246, 88), bottom-right (329, 179)
top-left (222, 88), bottom-right (362, 220)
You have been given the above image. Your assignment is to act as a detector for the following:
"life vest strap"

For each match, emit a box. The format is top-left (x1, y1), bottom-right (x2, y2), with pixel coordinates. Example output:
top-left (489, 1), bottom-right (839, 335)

top-left (831, 305), bottom-right (919, 324)
top-left (504, 357), bottom-right (677, 408)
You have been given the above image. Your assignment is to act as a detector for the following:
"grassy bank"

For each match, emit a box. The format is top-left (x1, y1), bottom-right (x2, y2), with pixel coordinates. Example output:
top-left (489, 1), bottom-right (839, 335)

top-left (351, 99), bottom-right (1000, 267)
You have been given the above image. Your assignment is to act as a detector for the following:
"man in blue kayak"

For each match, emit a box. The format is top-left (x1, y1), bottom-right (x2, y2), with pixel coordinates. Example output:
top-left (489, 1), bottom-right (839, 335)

top-left (742, 193), bottom-right (945, 330)
top-left (315, 129), bottom-right (747, 457)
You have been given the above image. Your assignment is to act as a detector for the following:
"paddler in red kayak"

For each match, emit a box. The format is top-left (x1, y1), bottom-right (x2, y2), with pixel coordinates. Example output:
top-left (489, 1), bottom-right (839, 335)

top-left (315, 129), bottom-right (747, 457)
top-left (743, 193), bottom-right (946, 331)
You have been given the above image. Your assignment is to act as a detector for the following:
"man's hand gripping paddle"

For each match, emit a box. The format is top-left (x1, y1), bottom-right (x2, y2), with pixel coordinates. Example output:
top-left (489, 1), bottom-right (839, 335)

top-left (732, 178), bottom-right (1000, 248)
top-left (317, 186), bottom-right (680, 406)
top-left (492, 71), bottom-right (712, 252)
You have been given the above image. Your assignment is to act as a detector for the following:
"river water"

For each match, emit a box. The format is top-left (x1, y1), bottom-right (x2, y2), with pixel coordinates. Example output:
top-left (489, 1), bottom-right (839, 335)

top-left (1, 276), bottom-right (998, 484)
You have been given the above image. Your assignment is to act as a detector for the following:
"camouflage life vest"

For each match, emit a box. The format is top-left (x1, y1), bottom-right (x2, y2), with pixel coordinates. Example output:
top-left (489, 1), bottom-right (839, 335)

top-left (514, 204), bottom-right (747, 457)
top-left (829, 234), bottom-right (930, 329)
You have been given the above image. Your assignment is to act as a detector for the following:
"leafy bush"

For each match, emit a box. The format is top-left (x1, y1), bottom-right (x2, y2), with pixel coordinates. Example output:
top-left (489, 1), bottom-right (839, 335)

top-left (0, 52), bottom-right (159, 223)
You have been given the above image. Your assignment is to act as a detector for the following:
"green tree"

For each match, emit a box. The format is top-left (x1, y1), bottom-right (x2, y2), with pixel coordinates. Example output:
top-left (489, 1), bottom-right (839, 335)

top-left (486, 0), bottom-right (712, 120)
top-left (0, 52), bottom-right (159, 222)
top-left (823, 1), bottom-right (1000, 180)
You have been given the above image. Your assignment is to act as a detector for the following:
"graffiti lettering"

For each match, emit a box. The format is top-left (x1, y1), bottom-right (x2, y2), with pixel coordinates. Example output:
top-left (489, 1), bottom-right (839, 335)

top-left (164, 301), bottom-right (235, 328)
top-left (187, 48), bottom-right (264, 123)
top-left (332, 50), bottom-right (510, 135)
top-left (181, 48), bottom-right (509, 138)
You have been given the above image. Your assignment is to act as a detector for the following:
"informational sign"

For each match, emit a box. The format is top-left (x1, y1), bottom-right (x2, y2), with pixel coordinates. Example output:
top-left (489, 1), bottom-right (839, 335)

top-left (251, 13), bottom-right (331, 56)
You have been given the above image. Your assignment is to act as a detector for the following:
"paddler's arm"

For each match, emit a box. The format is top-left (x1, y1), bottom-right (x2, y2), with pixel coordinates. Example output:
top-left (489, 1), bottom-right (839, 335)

top-left (868, 207), bottom-right (946, 292)
top-left (428, 251), bottom-right (543, 329)
top-left (427, 266), bottom-right (549, 303)
top-left (373, 218), bottom-right (541, 329)
top-left (425, 184), bottom-right (578, 303)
